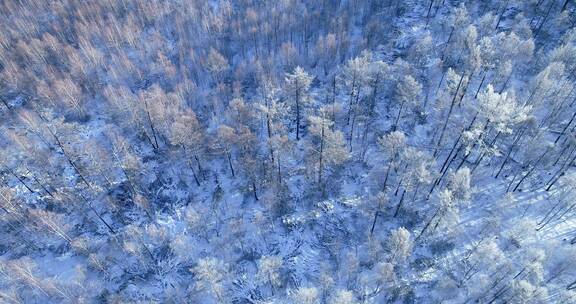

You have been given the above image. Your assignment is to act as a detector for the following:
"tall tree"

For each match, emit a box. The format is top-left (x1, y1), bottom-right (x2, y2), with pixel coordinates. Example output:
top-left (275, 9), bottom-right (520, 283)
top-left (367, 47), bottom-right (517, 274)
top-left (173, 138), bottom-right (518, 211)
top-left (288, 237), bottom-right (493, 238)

top-left (285, 66), bottom-right (313, 140)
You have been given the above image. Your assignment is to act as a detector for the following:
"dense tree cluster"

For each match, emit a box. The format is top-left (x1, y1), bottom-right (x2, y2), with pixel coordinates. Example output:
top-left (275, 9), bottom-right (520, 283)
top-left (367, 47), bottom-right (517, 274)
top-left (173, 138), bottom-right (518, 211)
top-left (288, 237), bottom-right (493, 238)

top-left (0, 0), bottom-right (575, 302)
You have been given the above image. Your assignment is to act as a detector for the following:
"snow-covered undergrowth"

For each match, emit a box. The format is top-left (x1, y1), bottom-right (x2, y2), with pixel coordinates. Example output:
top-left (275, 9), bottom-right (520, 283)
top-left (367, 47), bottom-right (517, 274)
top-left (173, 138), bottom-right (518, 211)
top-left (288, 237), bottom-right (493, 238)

top-left (0, 0), bottom-right (575, 303)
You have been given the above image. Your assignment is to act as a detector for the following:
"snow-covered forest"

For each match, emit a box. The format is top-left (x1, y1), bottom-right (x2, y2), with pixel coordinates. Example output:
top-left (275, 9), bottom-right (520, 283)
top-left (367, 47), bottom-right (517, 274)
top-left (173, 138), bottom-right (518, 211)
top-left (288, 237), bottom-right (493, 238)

top-left (0, 0), bottom-right (575, 302)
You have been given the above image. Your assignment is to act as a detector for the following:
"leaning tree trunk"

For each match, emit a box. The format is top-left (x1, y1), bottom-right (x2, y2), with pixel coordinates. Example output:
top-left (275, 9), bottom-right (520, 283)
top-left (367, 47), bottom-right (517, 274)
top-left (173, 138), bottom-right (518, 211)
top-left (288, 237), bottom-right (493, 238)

top-left (546, 153), bottom-right (576, 191)
top-left (48, 128), bottom-right (93, 189)
top-left (534, 0), bottom-right (555, 38)
top-left (435, 73), bottom-right (465, 156)
top-left (393, 100), bottom-right (405, 130)
top-left (143, 99), bottom-right (159, 150)
top-left (416, 208), bottom-right (441, 241)
top-left (227, 152), bottom-right (235, 177)
top-left (195, 155), bottom-right (205, 179)
top-left (513, 147), bottom-right (550, 192)
top-left (183, 146), bottom-right (200, 186)
top-left (440, 27), bottom-right (454, 62)
top-left (6, 169), bottom-right (35, 194)
top-left (252, 180), bottom-right (259, 201)
top-left (393, 189), bottom-right (406, 218)
top-left (494, 0), bottom-right (509, 29)
top-left (425, 0), bottom-right (435, 26)
top-left (555, 111), bottom-right (576, 144)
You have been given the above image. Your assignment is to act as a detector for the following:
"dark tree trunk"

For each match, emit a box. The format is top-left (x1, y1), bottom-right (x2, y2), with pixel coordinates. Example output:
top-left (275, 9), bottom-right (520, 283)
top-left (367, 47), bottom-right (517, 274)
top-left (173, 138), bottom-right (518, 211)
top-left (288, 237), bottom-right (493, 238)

top-left (31, 174), bottom-right (55, 198)
top-left (494, 0), bottom-right (509, 29)
top-left (471, 131), bottom-right (501, 174)
top-left (79, 194), bottom-right (116, 234)
top-left (534, 0), bottom-right (555, 37)
top-left (296, 90), bottom-right (301, 140)
top-left (425, 0), bottom-right (434, 25)
top-left (48, 128), bottom-right (92, 189)
top-left (495, 126), bottom-right (527, 178)
top-left (227, 152), bottom-right (235, 177)
top-left (440, 27), bottom-right (454, 62)
top-left (513, 148), bottom-right (550, 192)
top-left (0, 96), bottom-right (10, 110)
top-left (382, 159), bottom-right (393, 192)
top-left (370, 210), bottom-right (380, 237)
top-left (393, 189), bottom-right (406, 218)
top-left (195, 155), bottom-right (205, 179)
top-left (546, 153), bottom-right (576, 191)
top-left (555, 111), bottom-right (576, 144)
top-left (475, 71), bottom-right (487, 99)
top-left (189, 161), bottom-right (201, 186)
top-left (393, 100), bottom-right (405, 130)
top-left (349, 92), bottom-right (360, 152)
top-left (6, 169), bottom-right (35, 194)
top-left (143, 99), bottom-right (159, 150)
top-left (416, 208), bottom-right (440, 241)
top-left (435, 74), bottom-right (465, 156)
top-left (436, 67), bottom-right (447, 94)
top-left (277, 156), bottom-right (282, 184)
top-left (319, 123), bottom-right (324, 183)
top-left (252, 180), bottom-right (259, 201)
top-left (562, 0), bottom-right (570, 11)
